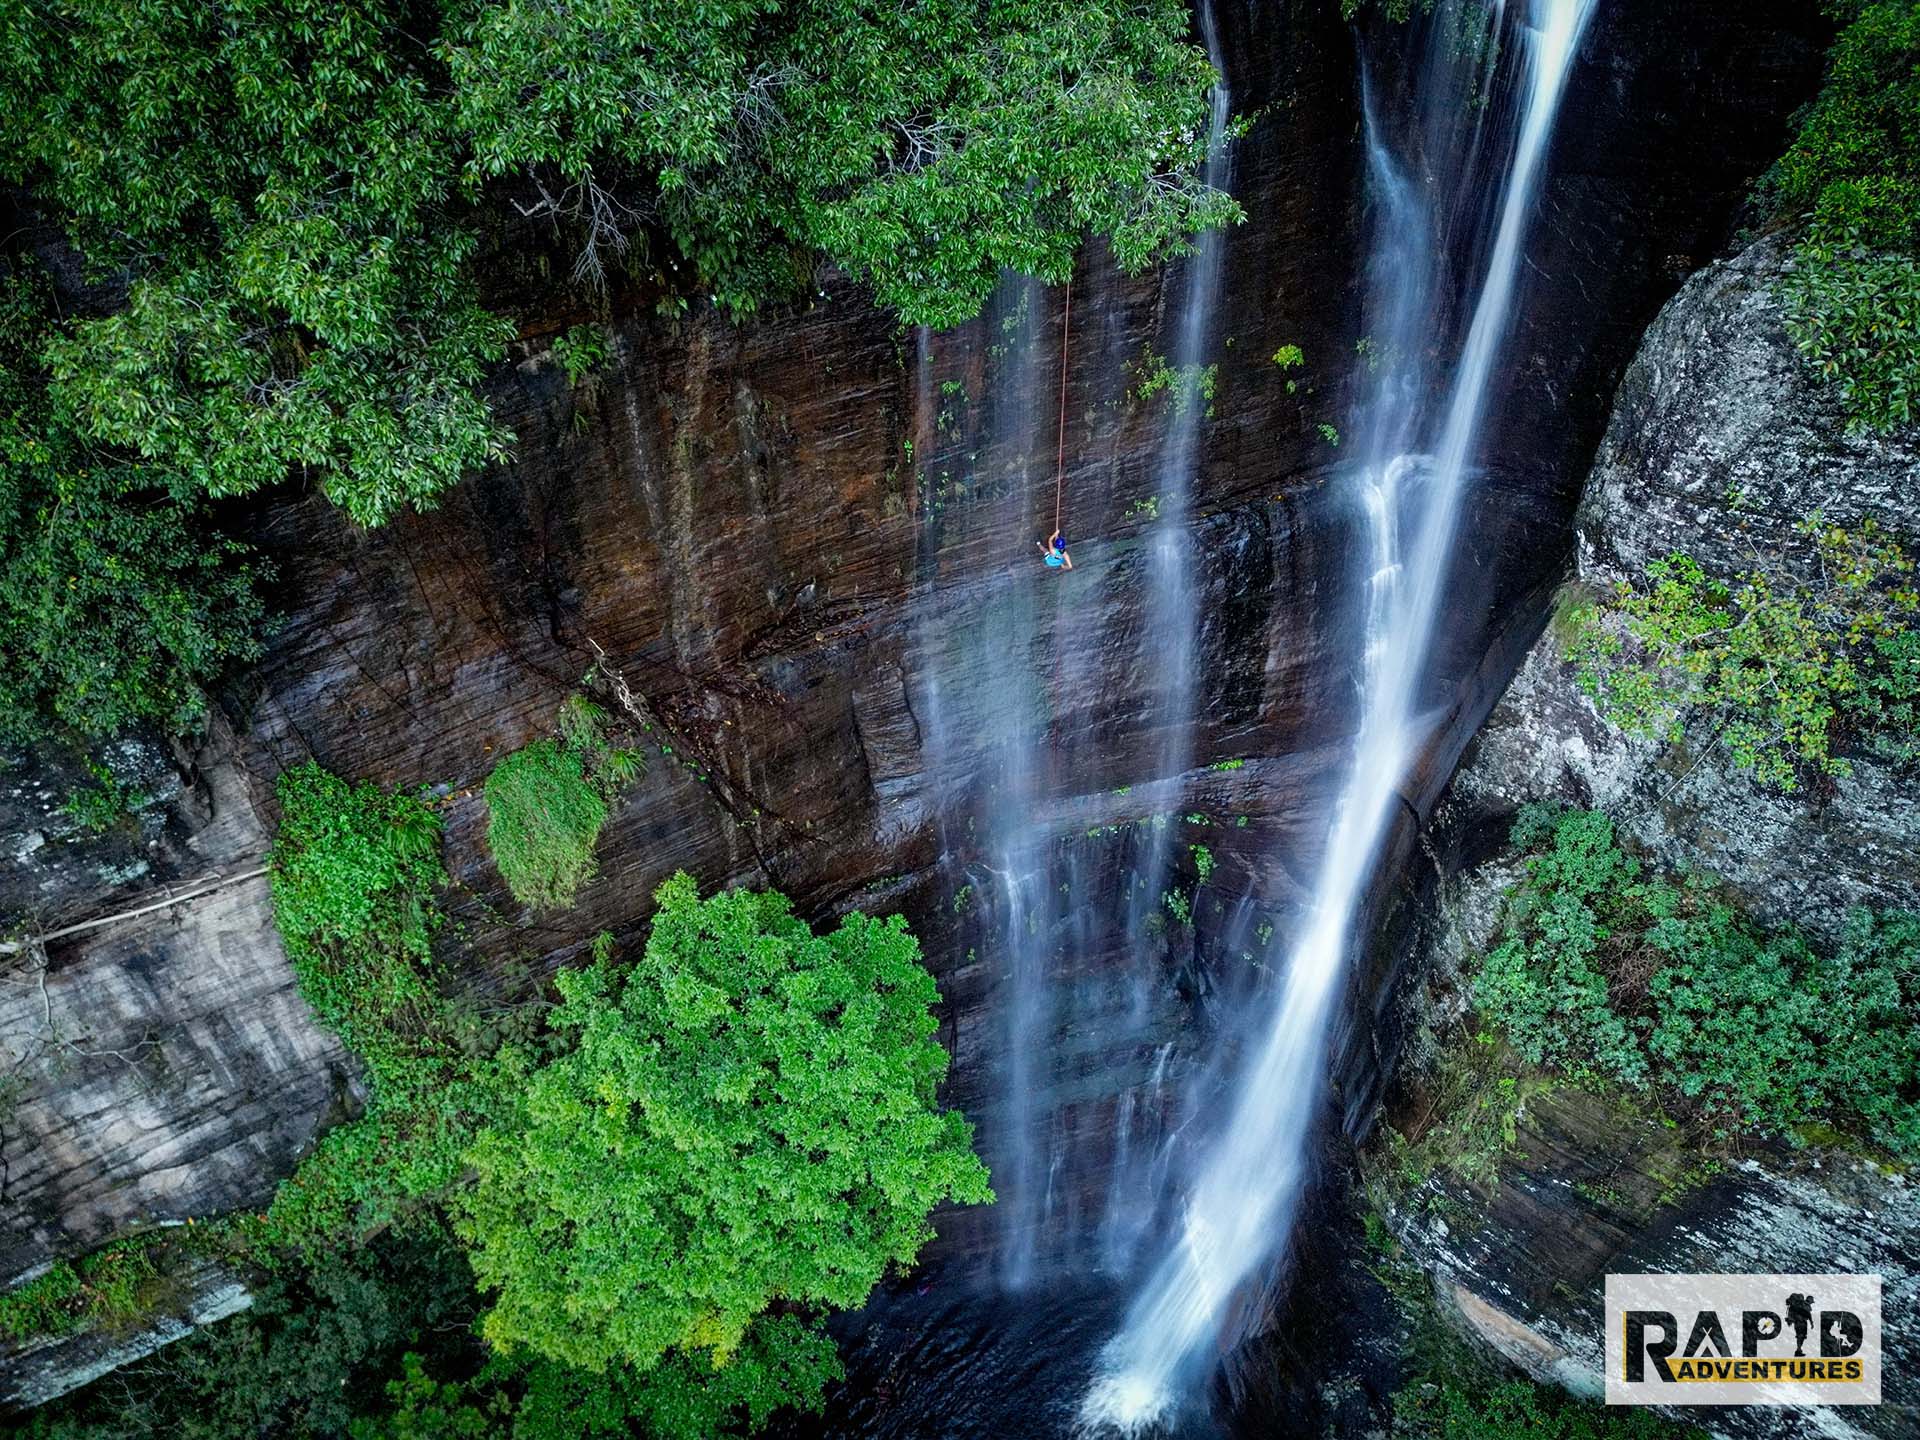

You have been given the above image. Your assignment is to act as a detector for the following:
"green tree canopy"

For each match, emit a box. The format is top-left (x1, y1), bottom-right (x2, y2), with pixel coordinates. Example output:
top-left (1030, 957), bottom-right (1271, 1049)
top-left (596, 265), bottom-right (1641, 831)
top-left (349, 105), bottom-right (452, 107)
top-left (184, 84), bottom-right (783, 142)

top-left (0, 268), bottom-right (267, 742)
top-left (0, 0), bottom-right (1233, 524)
top-left (452, 871), bottom-right (992, 1374)
top-left (0, 0), bottom-right (1232, 741)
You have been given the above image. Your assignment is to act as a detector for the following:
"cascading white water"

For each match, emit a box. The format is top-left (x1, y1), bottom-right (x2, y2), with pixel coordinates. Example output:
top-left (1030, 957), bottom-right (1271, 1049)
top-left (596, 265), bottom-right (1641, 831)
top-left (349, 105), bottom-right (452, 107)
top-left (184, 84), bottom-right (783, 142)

top-left (1100, 0), bottom-right (1237, 1277)
top-left (905, 269), bottom-right (1065, 1292)
top-left (1082, 1), bottom-right (1598, 1427)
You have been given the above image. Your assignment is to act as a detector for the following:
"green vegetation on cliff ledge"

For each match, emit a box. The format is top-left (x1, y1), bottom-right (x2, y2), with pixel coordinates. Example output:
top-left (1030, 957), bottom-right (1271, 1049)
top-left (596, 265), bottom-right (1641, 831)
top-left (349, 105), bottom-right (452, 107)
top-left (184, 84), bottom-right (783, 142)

top-left (0, 1239), bottom-right (161, 1344)
top-left (21, 1226), bottom-right (479, 1440)
top-left (1394, 1379), bottom-right (1700, 1440)
top-left (353, 1315), bottom-right (840, 1440)
top-left (1772, 0), bottom-right (1920, 432)
top-left (1567, 516), bottom-right (1919, 790)
top-left (1476, 806), bottom-right (1920, 1156)
top-left (264, 762), bottom-right (529, 1255)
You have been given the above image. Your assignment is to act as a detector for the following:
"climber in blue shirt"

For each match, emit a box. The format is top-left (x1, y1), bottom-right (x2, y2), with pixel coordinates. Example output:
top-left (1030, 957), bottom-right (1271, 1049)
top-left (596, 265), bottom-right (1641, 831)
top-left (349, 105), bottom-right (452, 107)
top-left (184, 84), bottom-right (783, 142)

top-left (1038, 530), bottom-right (1073, 570)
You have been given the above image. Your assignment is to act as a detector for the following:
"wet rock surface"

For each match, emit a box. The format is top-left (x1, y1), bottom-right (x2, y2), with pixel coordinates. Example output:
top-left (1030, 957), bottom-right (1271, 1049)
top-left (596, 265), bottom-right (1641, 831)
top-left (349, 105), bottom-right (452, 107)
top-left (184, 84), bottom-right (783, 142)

top-left (1384, 231), bottom-right (1920, 1435)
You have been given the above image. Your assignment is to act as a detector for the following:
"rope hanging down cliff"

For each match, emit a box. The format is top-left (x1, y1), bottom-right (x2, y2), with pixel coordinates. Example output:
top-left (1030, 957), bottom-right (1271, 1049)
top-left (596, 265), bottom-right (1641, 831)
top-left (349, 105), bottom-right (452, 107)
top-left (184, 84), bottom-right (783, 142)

top-left (1039, 279), bottom-right (1074, 571)
top-left (1055, 279), bottom-right (1070, 535)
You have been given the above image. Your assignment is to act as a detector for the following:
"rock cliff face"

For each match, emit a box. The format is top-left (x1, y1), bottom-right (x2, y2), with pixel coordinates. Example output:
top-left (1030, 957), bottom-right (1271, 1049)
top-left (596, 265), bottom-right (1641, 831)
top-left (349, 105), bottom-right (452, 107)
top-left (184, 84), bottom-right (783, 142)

top-left (1395, 1084), bottom-right (1919, 1440)
top-left (1440, 232), bottom-right (1920, 935)
top-left (0, 0), bottom-right (1833, 1415)
top-left (1383, 235), bottom-right (1920, 1434)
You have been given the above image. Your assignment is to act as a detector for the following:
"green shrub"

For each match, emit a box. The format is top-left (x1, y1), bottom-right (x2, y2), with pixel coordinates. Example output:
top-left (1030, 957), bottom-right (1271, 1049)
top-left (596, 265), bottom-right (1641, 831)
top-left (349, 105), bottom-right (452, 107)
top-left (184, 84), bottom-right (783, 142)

top-left (268, 763), bottom-right (445, 1062)
top-left (1380, 1032), bottom-right (1554, 1196)
top-left (551, 325), bottom-right (610, 389)
top-left (74, 1241), bottom-right (161, 1328)
top-left (1341, 0), bottom-right (1433, 18)
top-left (1134, 353), bottom-right (1218, 419)
top-left (1567, 519), bottom-right (1920, 789)
top-left (265, 762), bottom-right (526, 1254)
top-left (1784, 240), bottom-right (1920, 435)
top-left (0, 1238), bottom-right (162, 1345)
top-left (1771, 0), bottom-right (1920, 432)
top-left (453, 870), bottom-right (992, 1373)
top-left (61, 761), bottom-right (148, 834)
top-left (484, 695), bottom-right (641, 910)
top-left (1477, 807), bottom-right (1920, 1155)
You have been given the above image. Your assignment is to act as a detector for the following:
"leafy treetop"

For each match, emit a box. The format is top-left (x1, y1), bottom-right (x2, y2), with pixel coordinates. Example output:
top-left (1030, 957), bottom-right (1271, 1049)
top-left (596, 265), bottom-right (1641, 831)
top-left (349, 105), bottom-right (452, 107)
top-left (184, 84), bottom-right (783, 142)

top-left (453, 870), bottom-right (992, 1374)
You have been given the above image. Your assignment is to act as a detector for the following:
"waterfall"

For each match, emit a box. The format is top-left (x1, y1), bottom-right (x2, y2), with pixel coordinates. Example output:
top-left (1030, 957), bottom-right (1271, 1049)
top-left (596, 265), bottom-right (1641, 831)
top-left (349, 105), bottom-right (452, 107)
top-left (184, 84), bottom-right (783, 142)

top-left (1081, 1), bottom-right (1599, 1427)
top-left (906, 269), bottom-right (1066, 1291)
top-left (965, 272), bottom-right (1059, 1292)
top-left (1099, 0), bottom-right (1236, 1277)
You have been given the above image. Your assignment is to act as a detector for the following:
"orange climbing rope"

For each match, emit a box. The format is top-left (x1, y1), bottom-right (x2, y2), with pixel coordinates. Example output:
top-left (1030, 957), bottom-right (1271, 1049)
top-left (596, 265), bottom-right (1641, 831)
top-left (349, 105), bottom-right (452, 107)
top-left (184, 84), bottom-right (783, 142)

top-left (1054, 278), bottom-right (1071, 537)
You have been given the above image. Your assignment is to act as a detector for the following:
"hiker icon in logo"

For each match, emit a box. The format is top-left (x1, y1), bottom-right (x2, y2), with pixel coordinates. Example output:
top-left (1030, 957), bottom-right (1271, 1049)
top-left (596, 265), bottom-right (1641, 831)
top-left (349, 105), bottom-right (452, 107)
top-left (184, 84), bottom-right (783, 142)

top-left (1785, 1293), bottom-right (1814, 1358)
